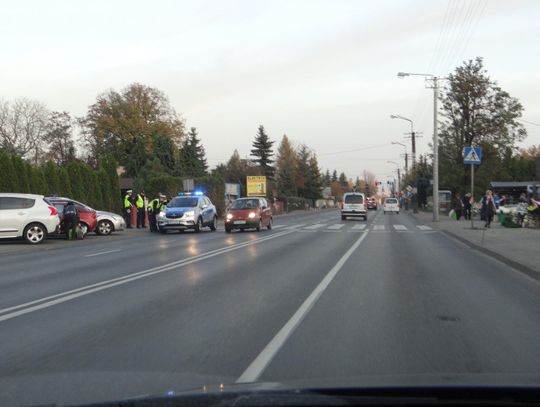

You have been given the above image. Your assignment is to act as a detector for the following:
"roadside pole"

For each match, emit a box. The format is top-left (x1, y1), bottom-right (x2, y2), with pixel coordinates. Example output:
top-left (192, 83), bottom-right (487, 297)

top-left (463, 146), bottom-right (482, 229)
top-left (471, 163), bottom-right (474, 229)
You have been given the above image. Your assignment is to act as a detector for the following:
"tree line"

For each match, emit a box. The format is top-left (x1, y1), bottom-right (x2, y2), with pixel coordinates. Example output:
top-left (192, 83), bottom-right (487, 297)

top-left (1, 82), bottom-right (358, 212)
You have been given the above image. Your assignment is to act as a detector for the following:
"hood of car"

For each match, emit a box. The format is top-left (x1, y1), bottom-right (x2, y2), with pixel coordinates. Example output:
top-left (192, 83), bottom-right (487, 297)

top-left (228, 208), bottom-right (259, 217)
top-left (96, 211), bottom-right (121, 218)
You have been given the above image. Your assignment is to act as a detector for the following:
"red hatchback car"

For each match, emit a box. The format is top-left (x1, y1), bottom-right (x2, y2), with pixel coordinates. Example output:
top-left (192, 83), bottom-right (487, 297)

top-left (46, 197), bottom-right (98, 236)
top-left (225, 197), bottom-right (273, 233)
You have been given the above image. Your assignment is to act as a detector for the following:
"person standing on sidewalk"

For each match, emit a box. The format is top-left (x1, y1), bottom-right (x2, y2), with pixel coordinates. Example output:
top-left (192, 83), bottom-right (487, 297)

top-left (452, 192), bottom-right (464, 220)
top-left (481, 190), bottom-right (497, 228)
top-left (462, 193), bottom-right (472, 220)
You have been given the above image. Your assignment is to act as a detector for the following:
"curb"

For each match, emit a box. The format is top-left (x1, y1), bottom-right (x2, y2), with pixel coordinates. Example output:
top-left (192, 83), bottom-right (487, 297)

top-left (407, 211), bottom-right (540, 284)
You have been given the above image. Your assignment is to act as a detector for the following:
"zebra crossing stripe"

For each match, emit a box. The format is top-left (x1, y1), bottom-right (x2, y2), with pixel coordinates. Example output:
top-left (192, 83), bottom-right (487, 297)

top-left (417, 225), bottom-right (432, 231)
top-left (373, 225), bottom-right (385, 230)
top-left (393, 225), bottom-right (407, 230)
top-left (351, 224), bottom-right (366, 230)
top-left (327, 224), bottom-right (345, 230)
top-left (272, 225), bottom-right (286, 229)
top-left (304, 223), bottom-right (327, 230)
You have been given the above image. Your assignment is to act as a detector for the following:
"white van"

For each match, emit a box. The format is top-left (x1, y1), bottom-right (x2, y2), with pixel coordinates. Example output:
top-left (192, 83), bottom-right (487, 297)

top-left (341, 192), bottom-right (367, 220)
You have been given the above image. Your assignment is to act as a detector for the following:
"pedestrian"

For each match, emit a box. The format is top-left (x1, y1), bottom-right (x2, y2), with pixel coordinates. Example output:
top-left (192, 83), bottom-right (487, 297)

top-left (147, 193), bottom-right (166, 232)
top-left (136, 191), bottom-right (147, 228)
top-left (63, 201), bottom-right (80, 240)
top-left (481, 189), bottom-right (497, 228)
top-left (452, 192), bottom-right (464, 220)
top-left (493, 191), bottom-right (501, 210)
top-left (462, 193), bottom-right (472, 220)
top-left (123, 190), bottom-right (134, 228)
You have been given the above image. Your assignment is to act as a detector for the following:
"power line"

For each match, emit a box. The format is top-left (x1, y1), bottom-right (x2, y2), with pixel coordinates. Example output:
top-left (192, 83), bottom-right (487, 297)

top-left (318, 143), bottom-right (390, 156)
top-left (519, 119), bottom-right (540, 127)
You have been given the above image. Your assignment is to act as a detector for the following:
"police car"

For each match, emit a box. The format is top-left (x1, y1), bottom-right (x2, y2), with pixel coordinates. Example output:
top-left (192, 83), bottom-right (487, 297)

top-left (158, 192), bottom-right (218, 233)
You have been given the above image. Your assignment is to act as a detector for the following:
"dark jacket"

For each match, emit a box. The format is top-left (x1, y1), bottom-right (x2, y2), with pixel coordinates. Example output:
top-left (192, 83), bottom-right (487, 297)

top-left (481, 195), bottom-right (496, 218)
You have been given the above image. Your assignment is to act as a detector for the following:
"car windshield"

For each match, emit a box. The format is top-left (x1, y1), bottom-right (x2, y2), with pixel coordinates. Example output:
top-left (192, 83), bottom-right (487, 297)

top-left (344, 195), bottom-right (363, 204)
top-left (167, 197), bottom-right (199, 208)
top-left (2, 2), bottom-right (540, 406)
top-left (231, 199), bottom-right (259, 209)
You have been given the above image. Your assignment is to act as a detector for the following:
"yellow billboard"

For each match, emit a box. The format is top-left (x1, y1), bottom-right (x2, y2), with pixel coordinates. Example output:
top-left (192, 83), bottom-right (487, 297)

top-left (247, 176), bottom-right (267, 196)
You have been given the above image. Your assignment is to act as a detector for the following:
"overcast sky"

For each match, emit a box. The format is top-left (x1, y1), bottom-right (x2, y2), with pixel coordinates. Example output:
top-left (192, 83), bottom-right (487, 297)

top-left (1, 0), bottom-right (539, 181)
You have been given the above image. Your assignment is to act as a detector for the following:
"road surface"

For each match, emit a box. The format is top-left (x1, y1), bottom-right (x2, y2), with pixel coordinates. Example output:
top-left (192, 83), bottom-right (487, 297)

top-left (1, 209), bottom-right (539, 405)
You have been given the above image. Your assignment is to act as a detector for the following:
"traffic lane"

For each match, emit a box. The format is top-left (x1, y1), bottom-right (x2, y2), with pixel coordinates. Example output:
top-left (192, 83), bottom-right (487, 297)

top-left (0, 221), bottom-right (373, 405)
top-left (0, 209), bottom-right (335, 257)
top-left (260, 213), bottom-right (540, 383)
top-left (0, 209), bottom-right (339, 283)
top-left (0, 224), bottom-right (295, 311)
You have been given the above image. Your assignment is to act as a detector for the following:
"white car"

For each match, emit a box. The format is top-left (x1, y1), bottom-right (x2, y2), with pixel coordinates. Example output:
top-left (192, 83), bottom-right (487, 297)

top-left (0, 193), bottom-right (61, 244)
top-left (341, 192), bottom-right (367, 220)
top-left (383, 197), bottom-right (400, 214)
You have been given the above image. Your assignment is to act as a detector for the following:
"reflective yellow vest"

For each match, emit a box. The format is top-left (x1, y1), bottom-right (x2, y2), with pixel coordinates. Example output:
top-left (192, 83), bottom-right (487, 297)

top-left (123, 194), bottom-right (132, 209)
top-left (136, 194), bottom-right (144, 209)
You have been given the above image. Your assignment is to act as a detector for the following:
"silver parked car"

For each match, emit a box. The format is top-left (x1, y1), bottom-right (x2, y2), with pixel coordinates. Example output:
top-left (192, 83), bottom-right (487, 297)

top-left (0, 193), bottom-right (61, 244)
top-left (95, 210), bottom-right (126, 235)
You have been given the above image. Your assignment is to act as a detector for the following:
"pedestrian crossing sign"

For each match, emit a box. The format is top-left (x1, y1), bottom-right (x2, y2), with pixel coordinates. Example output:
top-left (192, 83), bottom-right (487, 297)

top-left (463, 146), bottom-right (482, 164)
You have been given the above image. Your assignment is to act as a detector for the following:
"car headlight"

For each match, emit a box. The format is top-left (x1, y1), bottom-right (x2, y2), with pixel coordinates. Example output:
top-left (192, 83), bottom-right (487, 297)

top-left (159, 211), bottom-right (166, 218)
top-left (226, 213), bottom-right (233, 220)
top-left (184, 211), bottom-right (195, 217)
top-left (248, 212), bottom-right (256, 218)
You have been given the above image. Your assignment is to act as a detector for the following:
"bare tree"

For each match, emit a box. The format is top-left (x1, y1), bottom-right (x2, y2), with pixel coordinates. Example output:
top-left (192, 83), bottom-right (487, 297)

top-left (0, 98), bottom-right (49, 163)
top-left (43, 111), bottom-right (76, 165)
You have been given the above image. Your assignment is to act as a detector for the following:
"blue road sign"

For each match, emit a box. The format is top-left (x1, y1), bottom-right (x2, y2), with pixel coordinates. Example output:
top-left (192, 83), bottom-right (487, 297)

top-left (463, 146), bottom-right (482, 164)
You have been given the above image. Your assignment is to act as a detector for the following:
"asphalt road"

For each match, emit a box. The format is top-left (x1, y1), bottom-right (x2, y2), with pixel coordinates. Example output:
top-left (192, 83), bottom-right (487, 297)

top-left (1, 209), bottom-right (539, 405)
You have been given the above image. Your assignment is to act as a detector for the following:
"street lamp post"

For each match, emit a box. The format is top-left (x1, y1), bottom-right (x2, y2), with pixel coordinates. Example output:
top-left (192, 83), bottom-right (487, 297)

top-left (390, 115), bottom-right (416, 168)
top-left (391, 141), bottom-right (408, 174)
top-left (397, 71), bottom-right (442, 221)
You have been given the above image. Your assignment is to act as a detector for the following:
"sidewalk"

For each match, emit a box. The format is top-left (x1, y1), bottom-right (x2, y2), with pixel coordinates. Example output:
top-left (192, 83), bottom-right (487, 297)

top-left (409, 209), bottom-right (540, 278)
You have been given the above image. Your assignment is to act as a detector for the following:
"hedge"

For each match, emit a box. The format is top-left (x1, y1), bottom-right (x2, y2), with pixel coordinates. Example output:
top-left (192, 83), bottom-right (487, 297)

top-left (0, 152), bottom-right (121, 212)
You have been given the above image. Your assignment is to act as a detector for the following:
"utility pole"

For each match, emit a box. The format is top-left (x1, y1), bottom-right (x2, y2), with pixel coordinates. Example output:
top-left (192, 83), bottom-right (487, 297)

top-left (430, 77), bottom-right (440, 222)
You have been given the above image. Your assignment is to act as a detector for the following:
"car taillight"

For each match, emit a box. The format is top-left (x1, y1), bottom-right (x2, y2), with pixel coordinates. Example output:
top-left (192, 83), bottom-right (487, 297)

top-left (48, 205), bottom-right (58, 216)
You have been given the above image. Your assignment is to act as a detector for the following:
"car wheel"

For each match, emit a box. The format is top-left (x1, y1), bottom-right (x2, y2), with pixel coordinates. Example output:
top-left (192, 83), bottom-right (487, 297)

top-left (267, 217), bottom-right (272, 230)
top-left (194, 217), bottom-right (203, 233)
top-left (97, 220), bottom-right (113, 235)
top-left (225, 227), bottom-right (232, 233)
top-left (256, 219), bottom-right (262, 231)
top-left (210, 216), bottom-right (217, 231)
top-left (24, 223), bottom-right (46, 244)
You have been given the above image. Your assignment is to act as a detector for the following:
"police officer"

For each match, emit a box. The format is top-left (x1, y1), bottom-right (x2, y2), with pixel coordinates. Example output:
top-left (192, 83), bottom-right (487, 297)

top-left (136, 191), bottom-right (147, 228)
top-left (123, 190), bottom-right (134, 229)
top-left (147, 193), bottom-right (167, 232)
top-left (63, 201), bottom-right (80, 240)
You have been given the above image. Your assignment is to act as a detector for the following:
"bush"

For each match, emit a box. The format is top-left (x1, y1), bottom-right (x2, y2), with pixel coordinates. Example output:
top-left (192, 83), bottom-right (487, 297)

top-left (280, 196), bottom-right (308, 212)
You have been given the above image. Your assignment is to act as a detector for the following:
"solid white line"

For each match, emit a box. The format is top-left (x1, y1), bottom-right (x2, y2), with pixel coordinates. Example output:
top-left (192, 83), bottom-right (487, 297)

top-left (0, 230), bottom-right (295, 322)
top-left (236, 231), bottom-right (370, 383)
top-left (327, 224), bottom-right (345, 230)
top-left (84, 249), bottom-right (122, 258)
top-left (393, 225), bottom-right (407, 231)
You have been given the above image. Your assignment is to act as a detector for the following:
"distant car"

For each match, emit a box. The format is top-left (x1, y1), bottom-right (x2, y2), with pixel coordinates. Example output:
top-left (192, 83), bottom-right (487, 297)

top-left (158, 192), bottom-right (217, 233)
top-left (225, 197), bottom-right (272, 233)
top-left (367, 197), bottom-right (378, 210)
top-left (341, 192), bottom-right (367, 220)
top-left (46, 197), bottom-right (98, 236)
top-left (383, 197), bottom-right (400, 214)
top-left (0, 193), bottom-right (60, 244)
top-left (95, 210), bottom-right (126, 235)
